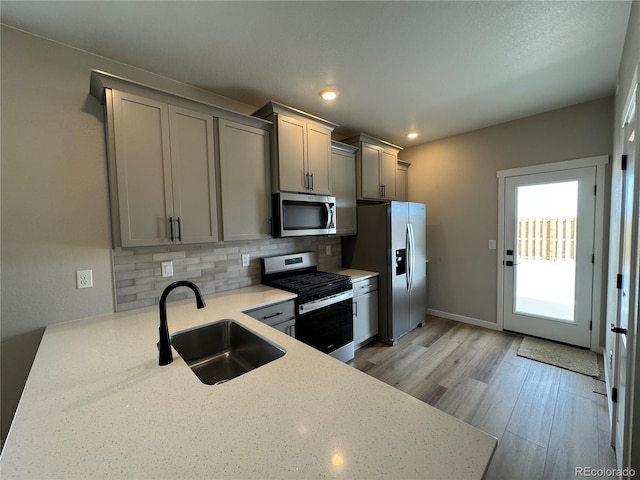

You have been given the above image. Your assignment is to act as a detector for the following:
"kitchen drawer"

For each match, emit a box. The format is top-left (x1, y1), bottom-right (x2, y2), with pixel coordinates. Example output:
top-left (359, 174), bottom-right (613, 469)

top-left (244, 300), bottom-right (295, 327)
top-left (352, 277), bottom-right (378, 297)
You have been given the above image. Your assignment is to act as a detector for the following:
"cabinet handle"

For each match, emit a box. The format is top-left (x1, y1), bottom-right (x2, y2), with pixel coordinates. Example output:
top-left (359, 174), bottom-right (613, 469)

top-left (263, 312), bottom-right (283, 320)
top-left (177, 217), bottom-right (182, 242)
top-left (353, 302), bottom-right (358, 316)
top-left (310, 173), bottom-right (314, 191)
top-left (169, 217), bottom-right (174, 242)
top-left (305, 173), bottom-right (309, 190)
top-left (382, 184), bottom-right (386, 197)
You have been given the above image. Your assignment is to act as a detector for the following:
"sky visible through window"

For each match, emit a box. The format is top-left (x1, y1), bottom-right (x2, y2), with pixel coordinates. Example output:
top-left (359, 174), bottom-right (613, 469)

top-left (517, 181), bottom-right (578, 219)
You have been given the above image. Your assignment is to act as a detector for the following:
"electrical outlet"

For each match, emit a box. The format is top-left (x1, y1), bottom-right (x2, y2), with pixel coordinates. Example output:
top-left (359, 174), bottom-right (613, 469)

top-left (161, 261), bottom-right (174, 278)
top-left (326, 245), bottom-right (332, 255)
top-left (488, 240), bottom-right (496, 250)
top-left (76, 270), bottom-right (93, 289)
top-left (241, 254), bottom-right (250, 267)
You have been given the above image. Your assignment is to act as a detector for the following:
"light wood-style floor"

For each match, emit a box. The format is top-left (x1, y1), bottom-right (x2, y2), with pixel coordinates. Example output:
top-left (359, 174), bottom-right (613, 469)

top-left (349, 315), bottom-right (617, 480)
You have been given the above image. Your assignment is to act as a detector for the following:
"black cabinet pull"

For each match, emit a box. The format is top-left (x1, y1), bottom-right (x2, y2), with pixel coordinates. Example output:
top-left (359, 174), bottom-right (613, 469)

top-left (505, 260), bottom-right (520, 267)
top-left (610, 323), bottom-right (628, 335)
top-left (177, 217), bottom-right (182, 242)
top-left (263, 312), bottom-right (283, 320)
top-left (169, 217), bottom-right (174, 242)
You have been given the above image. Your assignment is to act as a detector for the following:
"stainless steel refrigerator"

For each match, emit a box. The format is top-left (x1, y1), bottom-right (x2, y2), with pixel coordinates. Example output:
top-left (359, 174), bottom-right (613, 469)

top-left (342, 202), bottom-right (427, 345)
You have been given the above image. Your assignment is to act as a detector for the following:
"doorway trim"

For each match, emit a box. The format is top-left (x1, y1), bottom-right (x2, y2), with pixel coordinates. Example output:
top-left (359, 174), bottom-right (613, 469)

top-left (496, 155), bottom-right (609, 351)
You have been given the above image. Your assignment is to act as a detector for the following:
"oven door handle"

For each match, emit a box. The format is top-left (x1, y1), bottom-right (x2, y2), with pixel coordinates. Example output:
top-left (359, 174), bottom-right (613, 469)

top-left (298, 290), bottom-right (354, 315)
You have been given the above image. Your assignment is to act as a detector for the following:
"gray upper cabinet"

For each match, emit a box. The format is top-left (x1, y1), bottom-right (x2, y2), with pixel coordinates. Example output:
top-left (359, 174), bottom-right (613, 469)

top-left (331, 141), bottom-right (357, 235)
top-left (109, 90), bottom-right (218, 247)
top-left (92, 70), bottom-right (273, 248)
top-left (168, 105), bottom-right (219, 245)
top-left (396, 160), bottom-right (411, 202)
top-left (343, 134), bottom-right (402, 201)
top-left (253, 101), bottom-right (337, 195)
top-left (218, 119), bottom-right (272, 241)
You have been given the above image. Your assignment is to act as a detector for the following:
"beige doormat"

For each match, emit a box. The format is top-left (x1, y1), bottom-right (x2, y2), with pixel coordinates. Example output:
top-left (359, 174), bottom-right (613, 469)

top-left (517, 336), bottom-right (601, 378)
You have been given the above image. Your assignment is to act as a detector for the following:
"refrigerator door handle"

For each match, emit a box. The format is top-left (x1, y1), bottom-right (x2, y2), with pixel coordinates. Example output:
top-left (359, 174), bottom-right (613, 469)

top-left (406, 224), bottom-right (412, 291)
top-left (408, 223), bottom-right (416, 291)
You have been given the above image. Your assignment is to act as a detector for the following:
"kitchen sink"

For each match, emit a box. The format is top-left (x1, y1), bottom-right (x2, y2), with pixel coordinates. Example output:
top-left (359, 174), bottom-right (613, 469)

top-left (170, 319), bottom-right (285, 385)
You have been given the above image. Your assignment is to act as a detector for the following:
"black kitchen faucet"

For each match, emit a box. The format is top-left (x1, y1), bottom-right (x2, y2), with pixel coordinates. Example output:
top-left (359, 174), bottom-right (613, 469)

top-left (158, 280), bottom-right (206, 366)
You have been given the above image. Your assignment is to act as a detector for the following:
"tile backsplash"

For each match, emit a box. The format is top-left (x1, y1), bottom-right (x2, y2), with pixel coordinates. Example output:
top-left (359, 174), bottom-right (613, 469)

top-left (113, 236), bottom-right (342, 311)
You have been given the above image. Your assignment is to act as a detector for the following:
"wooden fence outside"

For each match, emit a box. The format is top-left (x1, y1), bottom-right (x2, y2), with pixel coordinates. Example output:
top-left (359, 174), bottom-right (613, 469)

top-left (517, 217), bottom-right (576, 261)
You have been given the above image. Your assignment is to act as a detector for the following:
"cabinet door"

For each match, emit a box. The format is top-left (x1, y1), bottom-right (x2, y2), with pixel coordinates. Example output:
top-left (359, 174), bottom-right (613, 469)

top-left (168, 106), bottom-right (218, 244)
top-left (353, 290), bottom-right (379, 346)
top-left (396, 162), bottom-right (409, 201)
top-left (331, 148), bottom-right (357, 235)
top-left (380, 149), bottom-right (398, 200)
top-left (219, 119), bottom-right (272, 241)
top-left (306, 123), bottom-right (332, 195)
top-left (112, 91), bottom-right (173, 247)
top-left (276, 114), bottom-right (307, 193)
top-left (361, 144), bottom-right (382, 199)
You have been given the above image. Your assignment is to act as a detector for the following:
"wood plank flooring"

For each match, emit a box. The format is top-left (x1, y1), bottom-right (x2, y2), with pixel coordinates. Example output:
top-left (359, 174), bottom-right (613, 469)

top-left (349, 316), bottom-right (617, 480)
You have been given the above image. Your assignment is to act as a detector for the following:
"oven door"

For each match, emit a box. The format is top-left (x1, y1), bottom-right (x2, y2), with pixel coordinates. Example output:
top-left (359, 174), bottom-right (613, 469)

top-left (296, 297), bottom-right (353, 358)
top-left (273, 192), bottom-right (336, 237)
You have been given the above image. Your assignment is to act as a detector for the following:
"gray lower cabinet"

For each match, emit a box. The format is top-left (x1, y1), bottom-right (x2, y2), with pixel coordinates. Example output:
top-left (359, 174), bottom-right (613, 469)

top-left (331, 141), bottom-right (357, 235)
top-left (353, 276), bottom-right (379, 347)
top-left (244, 300), bottom-right (296, 337)
top-left (218, 119), bottom-right (271, 241)
top-left (108, 89), bottom-right (218, 247)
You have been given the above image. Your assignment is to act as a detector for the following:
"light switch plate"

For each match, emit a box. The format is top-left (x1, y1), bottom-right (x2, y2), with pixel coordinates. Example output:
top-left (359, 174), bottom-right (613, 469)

top-left (488, 240), bottom-right (497, 250)
top-left (241, 254), bottom-right (250, 267)
top-left (161, 261), bottom-right (174, 278)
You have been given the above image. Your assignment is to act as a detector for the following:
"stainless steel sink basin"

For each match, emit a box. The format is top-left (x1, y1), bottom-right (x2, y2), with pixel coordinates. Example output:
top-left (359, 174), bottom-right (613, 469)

top-left (170, 319), bottom-right (285, 385)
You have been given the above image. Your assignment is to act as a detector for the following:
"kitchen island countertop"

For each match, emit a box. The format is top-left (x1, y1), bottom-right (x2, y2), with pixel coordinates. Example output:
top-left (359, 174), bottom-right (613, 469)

top-left (0, 284), bottom-right (496, 479)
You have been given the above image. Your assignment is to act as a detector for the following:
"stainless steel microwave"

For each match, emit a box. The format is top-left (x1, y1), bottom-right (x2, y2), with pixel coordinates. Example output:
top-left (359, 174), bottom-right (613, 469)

top-left (272, 192), bottom-right (336, 237)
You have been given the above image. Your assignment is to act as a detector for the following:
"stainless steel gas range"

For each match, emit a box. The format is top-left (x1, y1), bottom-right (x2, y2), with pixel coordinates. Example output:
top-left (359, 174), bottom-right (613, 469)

top-left (262, 252), bottom-right (354, 362)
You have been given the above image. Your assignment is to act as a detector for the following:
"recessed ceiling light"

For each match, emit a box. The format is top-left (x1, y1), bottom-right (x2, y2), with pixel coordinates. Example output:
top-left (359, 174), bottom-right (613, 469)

top-left (407, 132), bottom-right (419, 139)
top-left (320, 89), bottom-right (338, 101)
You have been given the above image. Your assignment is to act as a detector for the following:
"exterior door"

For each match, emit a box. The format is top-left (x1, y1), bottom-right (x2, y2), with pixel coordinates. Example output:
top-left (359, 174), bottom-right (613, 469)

top-left (503, 167), bottom-right (596, 347)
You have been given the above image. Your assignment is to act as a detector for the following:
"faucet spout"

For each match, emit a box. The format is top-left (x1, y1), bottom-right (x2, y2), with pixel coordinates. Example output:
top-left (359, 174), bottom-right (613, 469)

top-left (158, 280), bottom-right (206, 366)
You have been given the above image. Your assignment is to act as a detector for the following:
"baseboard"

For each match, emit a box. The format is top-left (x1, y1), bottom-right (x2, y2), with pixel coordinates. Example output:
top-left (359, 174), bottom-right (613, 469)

top-left (427, 309), bottom-right (501, 331)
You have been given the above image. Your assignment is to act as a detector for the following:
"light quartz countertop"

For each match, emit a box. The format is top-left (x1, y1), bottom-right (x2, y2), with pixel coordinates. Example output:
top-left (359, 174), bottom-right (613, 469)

top-left (333, 268), bottom-right (379, 282)
top-left (0, 284), bottom-right (496, 479)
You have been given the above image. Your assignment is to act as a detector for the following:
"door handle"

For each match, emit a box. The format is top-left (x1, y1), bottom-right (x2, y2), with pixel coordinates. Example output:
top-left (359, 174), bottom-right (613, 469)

top-left (177, 217), bottom-right (182, 242)
top-left (610, 323), bottom-right (628, 335)
top-left (505, 260), bottom-right (520, 266)
top-left (169, 217), bottom-right (174, 242)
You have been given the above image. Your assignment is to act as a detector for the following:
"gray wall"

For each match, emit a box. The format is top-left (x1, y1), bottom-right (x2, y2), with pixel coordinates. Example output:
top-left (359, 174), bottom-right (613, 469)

top-left (0, 25), bottom-right (260, 444)
top-left (401, 96), bottom-right (614, 329)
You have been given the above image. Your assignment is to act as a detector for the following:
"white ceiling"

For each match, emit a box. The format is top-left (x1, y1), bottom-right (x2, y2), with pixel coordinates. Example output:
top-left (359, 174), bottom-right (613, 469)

top-left (0, 1), bottom-right (632, 147)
